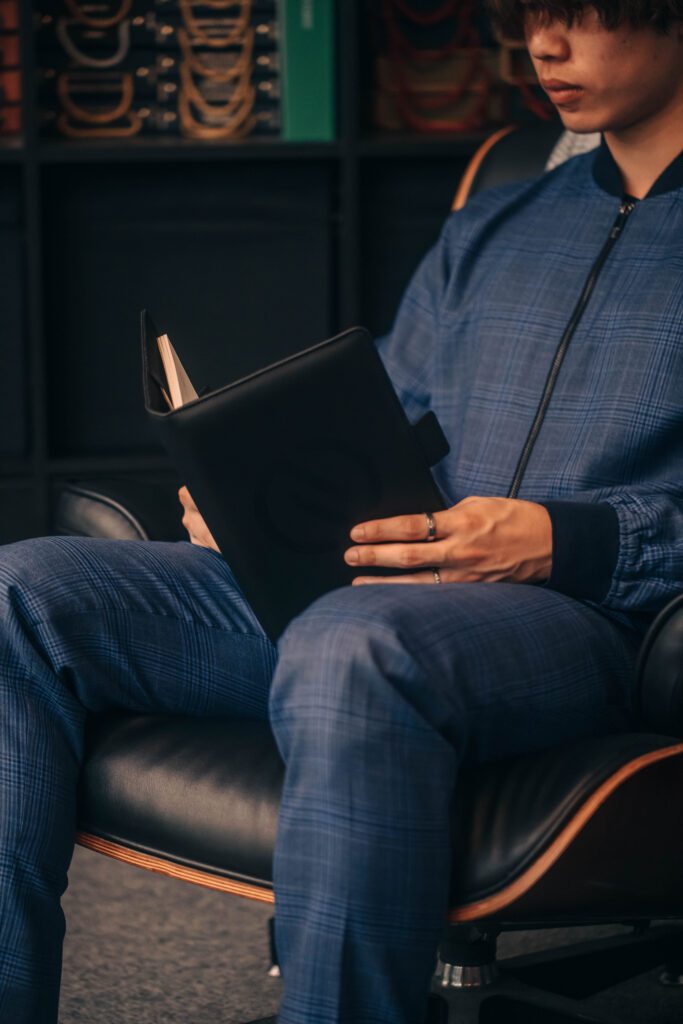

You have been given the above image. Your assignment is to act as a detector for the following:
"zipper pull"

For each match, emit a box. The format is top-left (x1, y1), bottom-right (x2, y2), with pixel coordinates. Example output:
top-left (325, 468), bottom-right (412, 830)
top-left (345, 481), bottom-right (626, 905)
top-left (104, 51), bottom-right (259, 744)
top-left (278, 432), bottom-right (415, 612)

top-left (610, 198), bottom-right (637, 238)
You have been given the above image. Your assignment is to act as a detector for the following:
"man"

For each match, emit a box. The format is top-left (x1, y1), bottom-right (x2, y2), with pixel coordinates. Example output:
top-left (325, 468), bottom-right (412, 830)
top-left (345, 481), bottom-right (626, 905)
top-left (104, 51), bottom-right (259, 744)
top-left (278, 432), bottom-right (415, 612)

top-left (1, 2), bottom-right (682, 1021)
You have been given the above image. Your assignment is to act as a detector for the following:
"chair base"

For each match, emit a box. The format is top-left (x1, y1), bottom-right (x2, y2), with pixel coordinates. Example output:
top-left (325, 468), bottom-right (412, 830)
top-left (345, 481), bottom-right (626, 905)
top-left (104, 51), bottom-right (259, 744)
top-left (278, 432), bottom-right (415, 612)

top-left (239, 921), bottom-right (683, 1024)
top-left (426, 921), bottom-right (683, 1024)
top-left (427, 988), bottom-right (614, 1023)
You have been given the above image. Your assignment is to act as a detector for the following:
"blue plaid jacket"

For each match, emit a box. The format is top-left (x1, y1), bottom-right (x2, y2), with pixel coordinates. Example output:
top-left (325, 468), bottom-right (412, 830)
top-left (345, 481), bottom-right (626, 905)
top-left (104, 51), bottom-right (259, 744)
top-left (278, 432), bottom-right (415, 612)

top-left (377, 142), bottom-right (683, 623)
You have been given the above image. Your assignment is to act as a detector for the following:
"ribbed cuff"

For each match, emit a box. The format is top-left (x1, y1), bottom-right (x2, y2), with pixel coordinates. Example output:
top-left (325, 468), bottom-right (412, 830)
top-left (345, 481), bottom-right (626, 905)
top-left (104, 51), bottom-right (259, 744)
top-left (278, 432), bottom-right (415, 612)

top-left (539, 501), bottom-right (620, 602)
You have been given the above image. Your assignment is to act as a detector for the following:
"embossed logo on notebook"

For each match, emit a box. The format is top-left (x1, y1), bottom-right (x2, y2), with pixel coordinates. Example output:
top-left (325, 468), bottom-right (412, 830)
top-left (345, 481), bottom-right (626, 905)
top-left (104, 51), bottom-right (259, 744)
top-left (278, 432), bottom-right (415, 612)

top-left (254, 439), bottom-right (381, 554)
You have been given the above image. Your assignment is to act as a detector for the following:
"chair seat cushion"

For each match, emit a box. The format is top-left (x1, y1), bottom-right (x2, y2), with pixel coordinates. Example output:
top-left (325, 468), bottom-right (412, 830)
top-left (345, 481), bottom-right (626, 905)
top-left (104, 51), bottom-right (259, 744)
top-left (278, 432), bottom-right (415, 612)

top-left (80, 714), bottom-right (282, 888)
top-left (78, 714), bottom-right (683, 923)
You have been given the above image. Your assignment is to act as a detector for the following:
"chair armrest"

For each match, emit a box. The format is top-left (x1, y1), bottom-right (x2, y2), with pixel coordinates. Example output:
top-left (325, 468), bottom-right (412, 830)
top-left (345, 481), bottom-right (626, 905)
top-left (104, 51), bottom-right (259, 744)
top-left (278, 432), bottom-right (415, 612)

top-left (636, 594), bottom-right (683, 738)
top-left (54, 477), bottom-right (186, 543)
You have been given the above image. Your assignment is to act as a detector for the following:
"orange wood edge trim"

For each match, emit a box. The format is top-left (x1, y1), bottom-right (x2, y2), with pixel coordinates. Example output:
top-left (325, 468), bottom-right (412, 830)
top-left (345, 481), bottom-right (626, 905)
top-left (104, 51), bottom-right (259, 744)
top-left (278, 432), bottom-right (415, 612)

top-left (77, 745), bottom-right (683, 921)
top-left (449, 742), bottom-right (683, 922)
top-left (452, 125), bottom-right (517, 212)
top-left (75, 832), bottom-right (275, 905)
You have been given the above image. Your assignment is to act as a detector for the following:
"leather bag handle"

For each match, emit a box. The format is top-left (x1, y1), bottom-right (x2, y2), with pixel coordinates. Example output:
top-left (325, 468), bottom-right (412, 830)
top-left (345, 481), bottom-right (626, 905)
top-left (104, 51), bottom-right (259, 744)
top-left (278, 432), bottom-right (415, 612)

top-left (179, 0), bottom-right (252, 49)
top-left (64, 0), bottom-right (133, 30)
top-left (178, 84), bottom-right (256, 139)
top-left (56, 71), bottom-right (141, 137)
top-left (178, 25), bottom-right (254, 81)
top-left (56, 17), bottom-right (131, 69)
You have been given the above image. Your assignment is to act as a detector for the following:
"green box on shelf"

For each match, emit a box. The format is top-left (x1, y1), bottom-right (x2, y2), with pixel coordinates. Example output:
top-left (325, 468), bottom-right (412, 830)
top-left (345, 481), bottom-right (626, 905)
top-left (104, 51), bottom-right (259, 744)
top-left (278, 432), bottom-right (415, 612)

top-left (280, 0), bottom-right (336, 142)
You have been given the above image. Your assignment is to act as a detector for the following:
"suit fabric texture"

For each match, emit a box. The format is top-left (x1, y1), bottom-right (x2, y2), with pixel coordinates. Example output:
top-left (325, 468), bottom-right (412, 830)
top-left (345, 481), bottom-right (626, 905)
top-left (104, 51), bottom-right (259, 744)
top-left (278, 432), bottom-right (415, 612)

top-left (0, 144), bottom-right (681, 1023)
top-left (377, 143), bottom-right (683, 620)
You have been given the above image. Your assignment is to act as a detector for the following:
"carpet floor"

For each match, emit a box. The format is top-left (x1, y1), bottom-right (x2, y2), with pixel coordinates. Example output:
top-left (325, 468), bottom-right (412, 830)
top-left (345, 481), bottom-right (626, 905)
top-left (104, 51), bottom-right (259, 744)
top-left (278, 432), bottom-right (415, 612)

top-left (59, 845), bottom-right (682, 1023)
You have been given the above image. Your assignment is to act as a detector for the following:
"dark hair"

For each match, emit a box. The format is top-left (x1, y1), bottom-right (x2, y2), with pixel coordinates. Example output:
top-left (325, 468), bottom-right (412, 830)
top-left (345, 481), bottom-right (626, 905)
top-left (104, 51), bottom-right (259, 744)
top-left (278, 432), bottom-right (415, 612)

top-left (486, 0), bottom-right (683, 36)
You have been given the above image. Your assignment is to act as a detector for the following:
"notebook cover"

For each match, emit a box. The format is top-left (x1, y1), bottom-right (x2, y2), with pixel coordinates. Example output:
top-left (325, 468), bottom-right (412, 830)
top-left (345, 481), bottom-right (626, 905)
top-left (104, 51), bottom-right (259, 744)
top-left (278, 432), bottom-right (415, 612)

top-left (141, 311), bottom-right (448, 640)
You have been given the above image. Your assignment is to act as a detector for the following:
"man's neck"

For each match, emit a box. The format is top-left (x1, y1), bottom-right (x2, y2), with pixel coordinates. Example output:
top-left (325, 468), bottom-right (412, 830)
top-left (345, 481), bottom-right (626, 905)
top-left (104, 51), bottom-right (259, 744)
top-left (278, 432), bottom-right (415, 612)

top-left (604, 93), bottom-right (683, 199)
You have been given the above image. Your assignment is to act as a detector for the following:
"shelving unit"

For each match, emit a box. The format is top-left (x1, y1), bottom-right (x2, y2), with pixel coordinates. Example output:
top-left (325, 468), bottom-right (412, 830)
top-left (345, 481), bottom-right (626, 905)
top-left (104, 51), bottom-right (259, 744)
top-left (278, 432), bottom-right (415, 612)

top-left (1, 2), bottom-right (495, 544)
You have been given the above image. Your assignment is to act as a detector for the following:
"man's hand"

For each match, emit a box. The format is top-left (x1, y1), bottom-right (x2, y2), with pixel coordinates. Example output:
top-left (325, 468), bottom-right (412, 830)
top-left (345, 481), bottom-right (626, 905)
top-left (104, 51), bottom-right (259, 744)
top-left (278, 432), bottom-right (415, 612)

top-left (344, 496), bottom-right (552, 586)
top-left (178, 486), bottom-right (221, 553)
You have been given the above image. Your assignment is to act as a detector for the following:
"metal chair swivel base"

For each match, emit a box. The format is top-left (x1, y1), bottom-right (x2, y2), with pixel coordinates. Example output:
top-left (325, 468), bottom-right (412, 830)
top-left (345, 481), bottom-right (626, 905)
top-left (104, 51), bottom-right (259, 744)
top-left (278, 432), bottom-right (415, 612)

top-left (425, 921), bottom-right (683, 1024)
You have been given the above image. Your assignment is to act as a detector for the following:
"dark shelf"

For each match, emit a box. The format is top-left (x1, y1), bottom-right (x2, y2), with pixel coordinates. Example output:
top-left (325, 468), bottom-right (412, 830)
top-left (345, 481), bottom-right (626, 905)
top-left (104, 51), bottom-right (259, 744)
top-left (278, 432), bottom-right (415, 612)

top-left (357, 131), bottom-right (493, 159)
top-left (0, 459), bottom-right (33, 478)
top-left (49, 456), bottom-right (174, 476)
top-left (0, 138), bottom-right (25, 163)
top-left (35, 133), bottom-right (498, 166)
top-left (38, 137), bottom-right (341, 164)
top-left (3, 0), bottom-right (497, 542)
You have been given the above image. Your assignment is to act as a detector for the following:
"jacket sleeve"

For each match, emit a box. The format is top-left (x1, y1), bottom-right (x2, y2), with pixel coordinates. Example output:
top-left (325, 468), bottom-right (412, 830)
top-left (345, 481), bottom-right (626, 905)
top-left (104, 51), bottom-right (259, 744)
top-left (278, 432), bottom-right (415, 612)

top-left (374, 214), bottom-right (456, 423)
top-left (540, 486), bottom-right (683, 614)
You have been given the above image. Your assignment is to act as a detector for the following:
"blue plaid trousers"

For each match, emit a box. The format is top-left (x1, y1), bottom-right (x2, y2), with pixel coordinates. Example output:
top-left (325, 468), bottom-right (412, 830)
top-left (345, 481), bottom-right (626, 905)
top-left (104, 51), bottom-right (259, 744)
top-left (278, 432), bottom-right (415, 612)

top-left (0, 535), bottom-right (640, 1023)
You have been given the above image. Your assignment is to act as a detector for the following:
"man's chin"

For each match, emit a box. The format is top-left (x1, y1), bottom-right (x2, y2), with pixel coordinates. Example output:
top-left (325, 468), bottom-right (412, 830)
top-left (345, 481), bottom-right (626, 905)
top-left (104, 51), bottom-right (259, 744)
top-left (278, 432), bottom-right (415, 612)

top-left (557, 109), bottom-right (606, 135)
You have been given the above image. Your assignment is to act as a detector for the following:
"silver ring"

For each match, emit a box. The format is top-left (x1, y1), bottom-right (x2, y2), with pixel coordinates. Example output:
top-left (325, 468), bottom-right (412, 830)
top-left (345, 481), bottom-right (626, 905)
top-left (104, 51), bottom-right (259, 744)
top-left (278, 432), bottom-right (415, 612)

top-left (424, 511), bottom-right (437, 542)
top-left (432, 567), bottom-right (442, 584)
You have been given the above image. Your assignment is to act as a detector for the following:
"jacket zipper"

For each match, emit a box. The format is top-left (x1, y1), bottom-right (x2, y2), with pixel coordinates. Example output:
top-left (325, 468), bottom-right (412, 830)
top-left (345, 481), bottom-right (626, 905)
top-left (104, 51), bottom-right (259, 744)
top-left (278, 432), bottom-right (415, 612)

top-left (507, 197), bottom-right (637, 500)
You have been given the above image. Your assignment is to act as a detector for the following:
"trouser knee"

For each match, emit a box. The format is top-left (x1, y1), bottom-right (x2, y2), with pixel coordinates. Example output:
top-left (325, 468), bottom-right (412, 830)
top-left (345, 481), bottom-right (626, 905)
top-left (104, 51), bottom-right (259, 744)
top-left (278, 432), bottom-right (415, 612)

top-left (0, 537), bottom-right (81, 623)
top-left (269, 586), bottom-right (462, 766)
top-left (0, 538), bottom-right (90, 712)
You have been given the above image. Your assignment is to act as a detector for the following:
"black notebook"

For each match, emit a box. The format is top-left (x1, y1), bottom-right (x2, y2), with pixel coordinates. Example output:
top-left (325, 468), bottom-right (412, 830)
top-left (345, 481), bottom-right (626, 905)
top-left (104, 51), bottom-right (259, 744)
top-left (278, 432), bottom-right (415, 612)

top-left (141, 311), bottom-right (450, 640)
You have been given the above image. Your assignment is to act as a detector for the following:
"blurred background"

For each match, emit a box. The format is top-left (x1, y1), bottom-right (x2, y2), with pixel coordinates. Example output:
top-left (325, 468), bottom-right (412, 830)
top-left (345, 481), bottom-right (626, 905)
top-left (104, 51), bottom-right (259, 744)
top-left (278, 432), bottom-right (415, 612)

top-left (0, 0), bottom-right (557, 544)
top-left (4, 9), bottom-right (683, 1024)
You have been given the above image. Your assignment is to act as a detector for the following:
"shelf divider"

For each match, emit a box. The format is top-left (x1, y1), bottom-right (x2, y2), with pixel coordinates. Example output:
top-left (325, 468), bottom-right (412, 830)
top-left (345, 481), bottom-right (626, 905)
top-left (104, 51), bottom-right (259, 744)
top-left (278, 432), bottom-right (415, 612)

top-left (20, 0), bottom-right (50, 535)
top-left (49, 455), bottom-right (175, 477)
top-left (337, 0), bottom-right (361, 327)
top-left (38, 138), bottom-right (342, 164)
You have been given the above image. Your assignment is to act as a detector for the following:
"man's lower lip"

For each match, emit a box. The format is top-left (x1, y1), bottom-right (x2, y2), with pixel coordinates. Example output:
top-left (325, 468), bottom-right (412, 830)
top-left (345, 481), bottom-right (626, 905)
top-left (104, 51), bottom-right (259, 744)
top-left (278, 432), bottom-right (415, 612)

top-left (547, 87), bottom-right (583, 105)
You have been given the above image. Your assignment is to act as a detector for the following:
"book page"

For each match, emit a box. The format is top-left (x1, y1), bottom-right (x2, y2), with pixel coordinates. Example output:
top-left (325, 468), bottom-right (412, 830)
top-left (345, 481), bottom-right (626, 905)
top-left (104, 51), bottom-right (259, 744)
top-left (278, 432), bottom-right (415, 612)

top-left (157, 333), bottom-right (199, 409)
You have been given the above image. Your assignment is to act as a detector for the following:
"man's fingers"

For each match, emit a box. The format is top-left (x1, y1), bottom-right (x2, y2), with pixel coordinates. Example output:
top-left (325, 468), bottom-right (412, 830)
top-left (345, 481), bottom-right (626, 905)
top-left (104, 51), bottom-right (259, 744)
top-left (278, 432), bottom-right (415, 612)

top-left (178, 485), bottom-right (198, 511)
top-left (344, 541), bottom-right (448, 569)
top-left (350, 511), bottom-right (444, 543)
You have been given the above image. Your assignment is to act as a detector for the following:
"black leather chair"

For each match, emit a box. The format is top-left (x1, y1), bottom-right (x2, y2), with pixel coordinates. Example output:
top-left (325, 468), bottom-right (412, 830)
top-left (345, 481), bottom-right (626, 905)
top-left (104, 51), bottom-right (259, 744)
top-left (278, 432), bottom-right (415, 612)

top-left (56, 126), bottom-right (683, 1024)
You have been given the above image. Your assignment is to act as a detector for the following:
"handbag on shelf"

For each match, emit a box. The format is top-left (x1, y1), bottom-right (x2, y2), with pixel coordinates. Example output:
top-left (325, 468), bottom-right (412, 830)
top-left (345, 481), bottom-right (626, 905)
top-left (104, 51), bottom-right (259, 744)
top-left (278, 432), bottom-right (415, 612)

top-left (0, 103), bottom-right (20, 135)
top-left (0, 0), bottom-right (19, 31)
top-left (0, 33), bottom-right (20, 66)
top-left (178, 23), bottom-right (253, 78)
top-left (125, 10), bottom-right (275, 50)
top-left (55, 16), bottom-right (132, 67)
top-left (153, 0), bottom-right (276, 12)
top-left (376, 0), bottom-right (497, 134)
top-left (175, 0), bottom-right (277, 139)
top-left (0, 68), bottom-right (20, 104)
top-left (35, 0), bottom-right (281, 142)
top-left (373, 51), bottom-right (502, 133)
top-left (176, 64), bottom-right (276, 108)
top-left (179, 0), bottom-right (251, 47)
top-left (63, 0), bottom-right (134, 29)
top-left (0, 0), bottom-right (20, 137)
top-left (54, 69), bottom-right (143, 136)
top-left (174, 26), bottom-right (277, 97)
top-left (40, 51), bottom-right (181, 107)
top-left (177, 73), bottom-right (256, 137)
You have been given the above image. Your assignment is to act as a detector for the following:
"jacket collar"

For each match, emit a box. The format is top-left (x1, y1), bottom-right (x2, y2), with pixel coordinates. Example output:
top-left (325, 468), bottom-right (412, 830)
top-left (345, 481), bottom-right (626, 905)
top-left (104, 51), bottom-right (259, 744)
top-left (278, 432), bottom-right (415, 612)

top-left (593, 137), bottom-right (683, 198)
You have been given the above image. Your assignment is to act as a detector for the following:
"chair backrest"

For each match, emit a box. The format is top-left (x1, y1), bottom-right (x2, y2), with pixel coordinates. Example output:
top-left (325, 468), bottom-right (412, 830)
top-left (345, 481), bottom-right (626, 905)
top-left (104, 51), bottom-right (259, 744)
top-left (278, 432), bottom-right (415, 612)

top-left (453, 123), bottom-right (599, 209)
top-left (637, 595), bottom-right (683, 738)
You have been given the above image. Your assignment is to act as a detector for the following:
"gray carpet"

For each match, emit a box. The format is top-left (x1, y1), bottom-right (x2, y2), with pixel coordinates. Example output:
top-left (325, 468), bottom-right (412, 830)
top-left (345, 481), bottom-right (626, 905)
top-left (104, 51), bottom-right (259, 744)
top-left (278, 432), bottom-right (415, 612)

top-left (61, 846), bottom-right (282, 1023)
top-left (60, 846), bottom-right (683, 1023)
